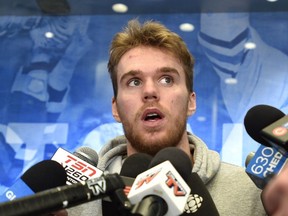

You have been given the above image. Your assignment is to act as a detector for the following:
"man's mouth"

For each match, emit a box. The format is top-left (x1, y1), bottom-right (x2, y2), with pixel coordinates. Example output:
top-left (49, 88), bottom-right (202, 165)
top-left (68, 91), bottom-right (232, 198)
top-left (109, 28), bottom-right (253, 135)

top-left (142, 109), bottom-right (164, 122)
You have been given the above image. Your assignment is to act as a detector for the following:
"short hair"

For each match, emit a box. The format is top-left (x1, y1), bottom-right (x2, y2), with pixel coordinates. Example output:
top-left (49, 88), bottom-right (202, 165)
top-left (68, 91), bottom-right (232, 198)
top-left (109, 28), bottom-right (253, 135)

top-left (108, 19), bottom-right (194, 97)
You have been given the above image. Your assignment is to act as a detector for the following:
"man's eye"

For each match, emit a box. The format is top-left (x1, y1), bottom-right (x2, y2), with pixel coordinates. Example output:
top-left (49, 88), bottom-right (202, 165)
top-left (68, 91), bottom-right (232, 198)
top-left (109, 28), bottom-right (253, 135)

top-left (128, 79), bottom-right (142, 87)
top-left (159, 76), bottom-right (173, 85)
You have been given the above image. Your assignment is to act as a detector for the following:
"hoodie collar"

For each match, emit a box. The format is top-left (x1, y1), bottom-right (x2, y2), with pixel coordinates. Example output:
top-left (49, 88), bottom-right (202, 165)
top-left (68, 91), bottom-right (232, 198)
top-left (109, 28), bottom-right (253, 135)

top-left (188, 133), bottom-right (221, 184)
top-left (98, 133), bottom-right (221, 184)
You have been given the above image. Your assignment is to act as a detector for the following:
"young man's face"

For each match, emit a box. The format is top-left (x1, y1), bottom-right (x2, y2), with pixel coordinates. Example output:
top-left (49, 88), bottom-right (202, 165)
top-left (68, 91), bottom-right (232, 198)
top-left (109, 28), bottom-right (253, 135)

top-left (112, 46), bottom-right (196, 155)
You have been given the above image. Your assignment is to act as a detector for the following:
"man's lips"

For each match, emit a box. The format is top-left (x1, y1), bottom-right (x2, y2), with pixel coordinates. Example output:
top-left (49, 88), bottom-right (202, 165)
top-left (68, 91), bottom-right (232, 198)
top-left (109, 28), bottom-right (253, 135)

top-left (141, 108), bottom-right (165, 121)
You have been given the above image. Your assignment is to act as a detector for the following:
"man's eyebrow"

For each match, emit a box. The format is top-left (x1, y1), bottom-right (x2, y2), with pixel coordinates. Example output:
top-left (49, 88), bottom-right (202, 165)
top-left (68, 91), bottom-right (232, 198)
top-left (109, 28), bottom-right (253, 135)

top-left (157, 67), bottom-right (180, 75)
top-left (119, 67), bottom-right (180, 83)
top-left (119, 70), bottom-right (142, 84)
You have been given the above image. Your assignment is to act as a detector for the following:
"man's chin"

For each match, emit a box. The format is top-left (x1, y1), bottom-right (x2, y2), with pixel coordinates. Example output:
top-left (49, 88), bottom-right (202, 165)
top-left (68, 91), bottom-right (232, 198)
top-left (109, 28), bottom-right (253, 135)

top-left (132, 139), bottom-right (176, 156)
top-left (133, 145), bottom-right (164, 156)
top-left (126, 127), bottom-right (184, 155)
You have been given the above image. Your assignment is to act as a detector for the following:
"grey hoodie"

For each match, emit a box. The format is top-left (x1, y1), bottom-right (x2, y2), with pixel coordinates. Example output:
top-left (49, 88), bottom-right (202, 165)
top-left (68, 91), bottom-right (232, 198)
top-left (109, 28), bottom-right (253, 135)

top-left (68, 133), bottom-right (266, 215)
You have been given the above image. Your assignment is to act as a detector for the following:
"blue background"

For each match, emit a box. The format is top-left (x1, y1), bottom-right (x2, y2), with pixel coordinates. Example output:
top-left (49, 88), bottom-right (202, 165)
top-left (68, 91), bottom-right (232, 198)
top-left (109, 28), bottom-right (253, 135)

top-left (0, 11), bottom-right (287, 194)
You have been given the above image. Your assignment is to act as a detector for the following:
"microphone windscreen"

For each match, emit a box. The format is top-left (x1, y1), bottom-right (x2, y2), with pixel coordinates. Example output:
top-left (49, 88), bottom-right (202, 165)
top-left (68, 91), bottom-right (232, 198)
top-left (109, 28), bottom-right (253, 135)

top-left (183, 173), bottom-right (219, 215)
top-left (120, 153), bottom-right (153, 178)
top-left (149, 147), bottom-right (192, 181)
top-left (73, 146), bottom-right (99, 167)
top-left (244, 104), bottom-right (285, 147)
top-left (128, 148), bottom-right (192, 216)
top-left (21, 160), bottom-right (67, 192)
top-left (103, 153), bottom-right (152, 216)
top-left (148, 147), bottom-right (219, 215)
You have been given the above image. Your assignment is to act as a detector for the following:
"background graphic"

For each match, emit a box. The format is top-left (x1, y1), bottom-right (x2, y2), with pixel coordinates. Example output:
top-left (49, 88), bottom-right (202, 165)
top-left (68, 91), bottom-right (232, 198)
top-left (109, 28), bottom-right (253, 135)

top-left (0, 9), bottom-right (287, 194)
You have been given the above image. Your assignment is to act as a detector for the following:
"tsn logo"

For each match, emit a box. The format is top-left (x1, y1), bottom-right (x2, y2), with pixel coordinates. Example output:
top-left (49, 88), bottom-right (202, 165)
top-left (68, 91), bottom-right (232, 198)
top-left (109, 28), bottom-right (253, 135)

top-left (51, 148), bottom-right (102, 184)
top-left (64, 155), bottom-right (97, 176)
top-left (63, 155), bottom-right (98, 182)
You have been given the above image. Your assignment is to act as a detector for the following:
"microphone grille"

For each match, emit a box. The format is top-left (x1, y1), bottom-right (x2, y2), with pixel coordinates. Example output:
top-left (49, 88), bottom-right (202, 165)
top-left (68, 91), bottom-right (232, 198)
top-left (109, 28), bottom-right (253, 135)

top-left (244, 104), bottom-right (285, 146)
top-left (120, 153), bottom-right (153, 177)
top-left (73, 146), bottom-right (99, 167)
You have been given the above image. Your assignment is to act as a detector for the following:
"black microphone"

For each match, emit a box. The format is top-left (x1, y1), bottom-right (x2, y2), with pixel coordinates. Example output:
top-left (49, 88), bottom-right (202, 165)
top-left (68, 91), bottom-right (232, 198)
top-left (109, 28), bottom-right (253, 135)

top-left (120, 153), bottom-right (153, 194)
top-left (0, 173), bottom-right (128, 216)
top-left (102, 153), bottom-right (153, 216)
top-left (129, 147), bottom-right (192, 216)
top-left (0, 160), bottom-right (67, 202)
top-left (244, 104), bottom-right (287, 154)
top-left (182, 173), bottom-right (219, 215)
top-left (147, 147), bottom-right (219, 216)
top-left (244, 105), bottom-right (288, 189)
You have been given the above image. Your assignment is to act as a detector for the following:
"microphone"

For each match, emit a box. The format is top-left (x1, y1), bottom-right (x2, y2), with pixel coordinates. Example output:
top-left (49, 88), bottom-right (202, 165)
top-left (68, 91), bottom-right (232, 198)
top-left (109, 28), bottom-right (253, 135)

top-left (245, 145), bottom-right (288, 189)
top-left (51, 147), bottom-right (103, 184)
top-left (0, 160), bottom-right (67, 202)
top-left (120, 153), bottom-right (153, 195)
top-left (73, 146), bottom-right (99, 167)
top-left (244, 104), bottom-right (287, 155)
top-left (139, 147), bottom-right (219, 216)
top-left (182, 172), bottom-right (219, 216)
top-left (0, 173), bottom-right (128, 216)
top-left (128, 147), bottom-right (191, 216)
top-left (244, 105), bottom-right (288, 189)
top-left (102, 153), bottom-right (153, 216)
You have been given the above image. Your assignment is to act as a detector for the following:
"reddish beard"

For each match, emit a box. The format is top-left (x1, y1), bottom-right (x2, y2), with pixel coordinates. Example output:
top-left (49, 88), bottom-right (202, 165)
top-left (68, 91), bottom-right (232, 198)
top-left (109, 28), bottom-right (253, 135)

top-left (121, 104), bottom-right (188, 156)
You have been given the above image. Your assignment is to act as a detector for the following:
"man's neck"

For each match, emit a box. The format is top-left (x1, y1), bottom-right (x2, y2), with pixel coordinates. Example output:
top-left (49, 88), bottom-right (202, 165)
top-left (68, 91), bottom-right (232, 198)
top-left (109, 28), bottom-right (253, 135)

top-left (126, 134), bottom-right (193, 163)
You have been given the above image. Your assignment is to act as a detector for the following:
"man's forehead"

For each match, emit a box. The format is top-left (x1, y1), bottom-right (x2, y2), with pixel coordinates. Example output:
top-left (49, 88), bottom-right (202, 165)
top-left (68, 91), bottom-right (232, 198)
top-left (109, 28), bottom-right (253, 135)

top-left (117, 47), bottom-right (183, 75)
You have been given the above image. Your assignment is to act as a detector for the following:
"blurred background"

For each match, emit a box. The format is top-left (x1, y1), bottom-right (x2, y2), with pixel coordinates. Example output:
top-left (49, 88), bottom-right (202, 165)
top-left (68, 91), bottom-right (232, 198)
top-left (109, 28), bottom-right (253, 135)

top-left (0, 0), bottom-right (287, 194)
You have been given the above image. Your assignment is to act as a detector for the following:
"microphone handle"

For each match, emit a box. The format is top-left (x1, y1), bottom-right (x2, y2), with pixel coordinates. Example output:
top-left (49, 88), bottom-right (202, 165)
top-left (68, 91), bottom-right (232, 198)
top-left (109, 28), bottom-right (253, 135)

top-left (131, 195), bottom-right (168, 216)
top-left (0, 174), bottom-right (125, 216)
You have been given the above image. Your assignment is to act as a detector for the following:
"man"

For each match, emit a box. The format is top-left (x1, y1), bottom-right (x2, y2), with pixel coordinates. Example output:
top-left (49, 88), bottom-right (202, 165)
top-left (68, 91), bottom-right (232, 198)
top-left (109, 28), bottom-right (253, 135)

top-left (66, 19), bottom-right (285, 215)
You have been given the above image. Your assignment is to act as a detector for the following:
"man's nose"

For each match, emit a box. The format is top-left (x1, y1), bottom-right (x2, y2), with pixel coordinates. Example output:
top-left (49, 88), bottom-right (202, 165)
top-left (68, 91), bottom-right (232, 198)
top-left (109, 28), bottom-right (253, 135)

top-left (142, 81), bottom-right (160, 102)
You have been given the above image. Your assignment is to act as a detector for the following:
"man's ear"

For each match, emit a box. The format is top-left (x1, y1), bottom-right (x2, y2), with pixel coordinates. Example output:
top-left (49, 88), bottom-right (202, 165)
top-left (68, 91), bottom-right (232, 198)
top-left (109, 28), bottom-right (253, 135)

top-left (187, 92), bottom-right (196, 116)
top-left (112, 97), bottom-right (121, 122)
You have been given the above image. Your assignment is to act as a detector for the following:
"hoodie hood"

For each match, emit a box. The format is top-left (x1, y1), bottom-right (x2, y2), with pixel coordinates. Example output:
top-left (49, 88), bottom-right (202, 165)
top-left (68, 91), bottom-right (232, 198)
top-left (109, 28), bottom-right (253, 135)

top-left (188, 133), bottom-right (220, 184)
top-left (97, 132), bottom-right (221, 184)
